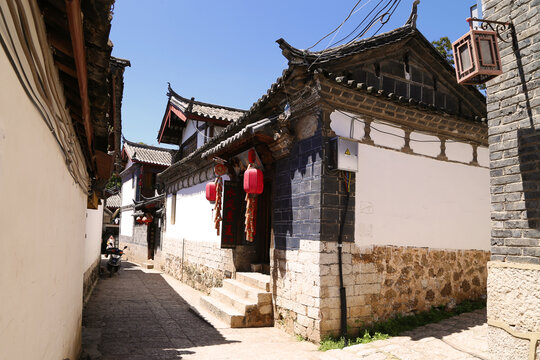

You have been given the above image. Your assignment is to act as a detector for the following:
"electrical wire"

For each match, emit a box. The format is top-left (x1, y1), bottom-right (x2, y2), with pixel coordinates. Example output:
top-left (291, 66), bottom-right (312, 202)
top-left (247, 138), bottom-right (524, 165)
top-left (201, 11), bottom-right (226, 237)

top-left (306, 0), bottom-right (404, 67)
top-left (327, 0), bottom-right (389, 48)
top-left (331, 0), bottom-right (402, 48)
top-left (308, 0), bottom-right (376, 71)
top-left (365, 0), bottom-right (403, 40)
top-left (307, 0), bottom-right (364, 50)
top-left (193, 120), bottom-right (214, 141)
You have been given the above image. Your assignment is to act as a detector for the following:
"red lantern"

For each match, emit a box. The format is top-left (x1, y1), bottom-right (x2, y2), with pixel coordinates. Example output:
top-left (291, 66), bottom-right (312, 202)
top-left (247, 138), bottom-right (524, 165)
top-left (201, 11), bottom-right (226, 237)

top-left (244, 165), bottom-right (263, 194)
top-left (206, 182), bottom-right (217, 202)
top-left (136, 216), bottom-right (143, 224)
top-left (142, 214), bottom-right (153, 224)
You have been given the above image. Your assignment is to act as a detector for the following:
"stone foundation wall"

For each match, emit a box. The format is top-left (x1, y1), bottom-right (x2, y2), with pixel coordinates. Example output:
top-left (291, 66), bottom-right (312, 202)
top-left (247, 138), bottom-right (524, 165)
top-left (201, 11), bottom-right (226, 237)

top-left (318, 244), bottom-right (490, 337)
top-left (83, 258), bottom-right (100, 306)
top-left (270, 242), bottom-right (489, 341)
top-left (271, 240), bottom-right (324, 342)
top-left (161, 238), bottom-right (257, 294)
top-left (487, 262), bottom-right (540, 360)
top-left (119, 235), bottom-right (149, 266)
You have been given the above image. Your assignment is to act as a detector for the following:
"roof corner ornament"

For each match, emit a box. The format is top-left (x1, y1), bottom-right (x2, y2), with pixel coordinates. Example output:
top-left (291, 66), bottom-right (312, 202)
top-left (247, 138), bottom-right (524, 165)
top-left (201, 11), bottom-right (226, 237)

top-left (405, 0), bottom-right (420, 28)
top-left (187, 97), bottom-right (195, 113)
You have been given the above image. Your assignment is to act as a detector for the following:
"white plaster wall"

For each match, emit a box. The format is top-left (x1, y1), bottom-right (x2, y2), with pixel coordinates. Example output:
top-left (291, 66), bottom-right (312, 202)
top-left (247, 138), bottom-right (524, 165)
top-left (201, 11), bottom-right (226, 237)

top-left (163, 182), bottom-right (222, 253)
top-left (84, 204), bottom-right (104, 271)
top-left (477, 146), bottom-right (489, 167)
top-left (197, 126), bottom-right (205, 148)
top-left (182, 120), bottom-right (197, 144)
top-left (0, 46), bottom-right (86, 360)
top-left (121, 171), bottom-right (135, 207)
top-left (355, 143), bottom-right (490, 250)
top-left (329, 110), bottom-right (488, 166)
top-left (446, 141), bottom-right (473, 163)
top-left (329, 110), bottom-right (490, 251)
top-left (120, 209), bottom-right (134, 237)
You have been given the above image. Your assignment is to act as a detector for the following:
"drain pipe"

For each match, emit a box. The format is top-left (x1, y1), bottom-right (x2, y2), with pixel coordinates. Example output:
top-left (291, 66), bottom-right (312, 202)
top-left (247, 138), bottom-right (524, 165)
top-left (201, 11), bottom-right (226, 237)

top-left (337, 188), bottom-right (350, 344)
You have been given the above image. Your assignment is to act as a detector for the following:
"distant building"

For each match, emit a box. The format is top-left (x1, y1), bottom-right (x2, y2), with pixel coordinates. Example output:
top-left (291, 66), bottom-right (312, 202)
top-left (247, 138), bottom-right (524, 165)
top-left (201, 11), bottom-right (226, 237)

top-left (118, 140), bottom-right (175, 265)
top-left (103, 192), bottom-right (121, 239)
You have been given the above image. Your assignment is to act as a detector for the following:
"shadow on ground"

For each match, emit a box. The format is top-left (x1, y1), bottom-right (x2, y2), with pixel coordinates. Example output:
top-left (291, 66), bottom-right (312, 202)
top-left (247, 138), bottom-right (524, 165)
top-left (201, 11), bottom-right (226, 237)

top-left (81, 261), bottom-right (238, 360)
top-left (403, 309), bottom-right (487, 342)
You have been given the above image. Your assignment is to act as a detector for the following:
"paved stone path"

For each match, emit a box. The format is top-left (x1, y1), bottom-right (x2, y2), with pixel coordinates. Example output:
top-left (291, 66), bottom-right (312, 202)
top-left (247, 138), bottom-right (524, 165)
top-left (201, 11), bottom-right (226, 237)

top-left (82, 261), bottom-right (488, 360)
top-left (81, 261), bottom-right (318, 359)
top-left (319, 309), bottom-right (488, 360)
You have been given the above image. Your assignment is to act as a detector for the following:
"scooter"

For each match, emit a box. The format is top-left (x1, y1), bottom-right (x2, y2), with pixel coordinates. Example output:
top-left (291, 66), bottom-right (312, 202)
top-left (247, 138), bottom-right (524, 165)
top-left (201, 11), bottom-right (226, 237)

top-left (106, 245), bottom-right (128, 277)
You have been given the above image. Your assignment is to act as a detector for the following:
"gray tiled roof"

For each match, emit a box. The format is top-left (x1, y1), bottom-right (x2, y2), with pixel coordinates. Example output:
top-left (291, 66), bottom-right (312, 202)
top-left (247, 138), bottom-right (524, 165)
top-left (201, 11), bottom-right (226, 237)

top-left (201, 117), bottom-right (275, 159)
top-left (106, 193), bottom-right (121, 208)
top-left (169, 88), bottom-right (246, 122)
top-left (158, 69), bottom-right (291, 181)
top-left (123, 140), bottom-right (175, 166)
top-left (277, 25), bottom-right (417, 65)
top-left (319, 70), bottom-right (486, 123)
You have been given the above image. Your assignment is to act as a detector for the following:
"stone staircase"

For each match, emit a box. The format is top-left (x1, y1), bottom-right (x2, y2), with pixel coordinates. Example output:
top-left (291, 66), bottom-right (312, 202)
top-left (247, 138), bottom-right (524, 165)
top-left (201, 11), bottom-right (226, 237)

top-left (200, 272), bottom-right (273, 328)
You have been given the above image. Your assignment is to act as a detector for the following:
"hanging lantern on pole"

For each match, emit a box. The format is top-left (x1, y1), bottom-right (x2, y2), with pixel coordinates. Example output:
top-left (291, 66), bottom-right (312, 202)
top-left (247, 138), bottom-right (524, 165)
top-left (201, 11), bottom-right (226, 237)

top-left (452, 18), bottom-right (503, 85)
top-left (244, 149), bottom-right (263, 242)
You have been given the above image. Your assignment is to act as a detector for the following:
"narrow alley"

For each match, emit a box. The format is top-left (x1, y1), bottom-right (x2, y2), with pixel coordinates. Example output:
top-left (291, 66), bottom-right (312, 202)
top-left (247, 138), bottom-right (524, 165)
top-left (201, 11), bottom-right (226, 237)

top-left (81, 261), bottom-right (318, 360)
top-left (82, 261), bottom-right (490, 360)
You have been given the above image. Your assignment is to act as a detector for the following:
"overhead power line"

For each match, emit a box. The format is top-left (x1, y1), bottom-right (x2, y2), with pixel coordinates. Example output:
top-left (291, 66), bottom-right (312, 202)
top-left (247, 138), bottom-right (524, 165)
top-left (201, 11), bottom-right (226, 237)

top-left (307, 0), bottom-right (364, 50)
top-left (306, 0), bottom-right (405, 60)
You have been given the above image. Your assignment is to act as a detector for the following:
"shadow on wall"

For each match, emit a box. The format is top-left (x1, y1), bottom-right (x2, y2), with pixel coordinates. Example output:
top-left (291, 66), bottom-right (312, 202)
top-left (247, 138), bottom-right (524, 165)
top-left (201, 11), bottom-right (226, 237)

top-left (517, 127), bottom-right (540, 229)
top-left (81, 261), bottom-right (237, 359)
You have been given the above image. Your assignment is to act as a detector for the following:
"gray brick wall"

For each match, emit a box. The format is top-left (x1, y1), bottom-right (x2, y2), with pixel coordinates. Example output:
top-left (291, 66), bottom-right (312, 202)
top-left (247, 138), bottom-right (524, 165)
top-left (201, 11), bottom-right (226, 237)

top-left (273, 130), bottom-right (323, 250)
top-left (132, 223), bottom-right (148, 246)
top-left (321, 137), bottom-right (355, 242)
top-left (484, 0), bottom-right (540, 264)
top-left (272, 124), bottom-right (356, 248)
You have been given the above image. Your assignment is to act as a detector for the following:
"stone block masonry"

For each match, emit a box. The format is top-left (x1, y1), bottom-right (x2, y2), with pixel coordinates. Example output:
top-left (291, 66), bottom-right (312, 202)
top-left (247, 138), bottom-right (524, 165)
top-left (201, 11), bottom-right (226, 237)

top-left (272, 241), bottom-right (325, 342)
top-left (83, 257), bottom-right (100, 306)
top-left (119, 223), bottom-right (151, 266)
top-left (483, 0), bottom-right (540, 358)
top-left (161, 237), bottom-right (257, 294)
top-left (271, 240), bottom-right (489, 341)
top-left (318, 244), bottom-right (489, 337)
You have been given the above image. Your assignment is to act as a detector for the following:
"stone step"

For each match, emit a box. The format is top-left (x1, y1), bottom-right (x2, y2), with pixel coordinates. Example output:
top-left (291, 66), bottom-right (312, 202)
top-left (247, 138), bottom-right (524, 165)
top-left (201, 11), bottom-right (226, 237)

top-left (211, 287), bottom-right (257, 313)
top-left (199, 295), bottom-right (245, 328)
top-left (222, 279), bottom-right (272, 304)
top-left (236, 272), bottom-right (270, 292)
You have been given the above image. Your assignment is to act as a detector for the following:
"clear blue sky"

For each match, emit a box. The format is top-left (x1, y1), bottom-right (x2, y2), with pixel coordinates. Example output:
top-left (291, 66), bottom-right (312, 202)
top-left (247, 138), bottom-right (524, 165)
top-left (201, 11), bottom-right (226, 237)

top-left (109, 0), bottom-right (479, 147)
